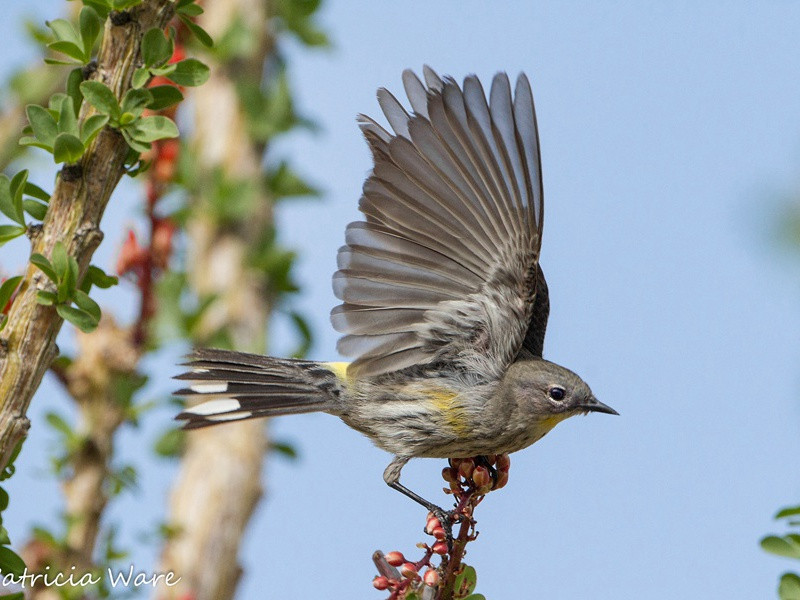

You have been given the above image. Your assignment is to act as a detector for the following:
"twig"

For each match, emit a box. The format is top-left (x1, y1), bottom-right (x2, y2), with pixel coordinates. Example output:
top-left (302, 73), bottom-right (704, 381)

top-left (0, 0), bottom-right (176, 471)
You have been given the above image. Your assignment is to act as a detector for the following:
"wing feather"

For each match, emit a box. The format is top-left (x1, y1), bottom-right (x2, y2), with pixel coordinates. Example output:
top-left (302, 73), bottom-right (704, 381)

top-left (332, 68), bottom-right (546, 379)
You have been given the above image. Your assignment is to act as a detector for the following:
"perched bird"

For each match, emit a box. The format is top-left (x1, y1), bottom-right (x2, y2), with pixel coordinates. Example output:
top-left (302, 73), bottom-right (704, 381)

top-left (175, 67), bottom-right (617, 528)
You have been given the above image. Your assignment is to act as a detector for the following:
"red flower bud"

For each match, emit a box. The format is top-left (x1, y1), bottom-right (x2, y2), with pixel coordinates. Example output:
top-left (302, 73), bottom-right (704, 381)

top-left (432, 527), bottom-right (446, 541)
top-left (384, 551), bottom-right (404, 567)
top-left (423, 569), bottom-right (440, 587)
top-left (472, 465), bottom-right (491, 489)
top-left (432, 541), bottom-right (448, 555)
top-left (116, 230), bottom-right (146, 276)
top-left (149, 75), bottom-right (174, 88)
top-left (425, 516), bottom-right (441, 535)
top-left (458, 458), bottom-right (475, 479)
top-left (158, 138), bottom-right (180, 162)
top-left (170, 44), bottom-right (186, 64)
top-left (401, 562), bottom-right (418, 579)
top-left (494, 470), bottom-right (509, 490)
top-left (496, 454), bottom-right (511, 472)
top-left (441, 467), bottom-right (458, 484)
top-left (151, 218), bottom-right (176, 269)
top-left (372, 576), bottom-right (389, 590)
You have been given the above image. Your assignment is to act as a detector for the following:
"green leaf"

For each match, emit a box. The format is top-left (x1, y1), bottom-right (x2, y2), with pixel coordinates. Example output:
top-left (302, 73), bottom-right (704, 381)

top-left (82, 265), bottom-right (118, 291)
top-left (80, 114), bottom-right (109, 145)
top-left (129, 115), bottom-right (179, 142)
top-left (112, 0), bottom-right (143, 9)
top-left (58, 96), bottom-right (78, 137)
top-left (177, 2), bottom-right (203, 17)
top-left (149, 63), bottom-right (177, 78)
top-left (43, 57), bottom-right (79, 66)
top-left (18, 137), bottom-right (54, 152)
top-left (25, 104), bottom-right (58, 148)
top-left (0, 527), bottom-right (10, 546)
top-left (0, 277), bottom-right (22, 313)
top-left (0, 226), bottom-right (26, 246)
top-left (0, 489), bottom-right (7, 513)
top-left (51, 242), bottom-right (68, 280)
top-left (454, 565), bottom-right (477, 596)
top-left (147, 85), bottom-right (183, 110)
top-left (53, 133), bottom-right (85, 164)
top-left (45, 412), bottom-right (73, 438)
top-left (121, 129), bottom-right (151, 153)
top-left (56, 305), bottom-right (98, 333)
top-left (23, 200), bottom-right (48, 221)
top-left (168, 58), bottom-right (210, 86)
top-left (153, 428), bottom-right (185, 458)
top-left (0, 176), bottom-right (25, 226)
top-left (289, 311), bottom-right (312, 358)
top-left (36, 291), bottom-right (57, 306)
top-left (79, 6), bottom-right (102, 59)
top-left (121, 88), bottom-right (153, 118)
top-left (178, 14), bottom-right (213, 47)
top-left (777, 507), bottom-right (800, 520)
top-left (73, 290), bottom-right (101, 322)
top-left (142, 27), bottom-right (172, 67)
top-left (0, 546), bottom-right (26, 577)
top-left (780, 573), bottom-right (800, 600)
top-left (269, 440), bottom-right (298, 460)
top-left (64, 256), bottom-right (79, 297)
top-left (66, 68), bottom-right (84, 117)
top-left (23, 182), bottom-right (50, 203)
top-left (132, 67), bottom-right (150, 89)
top-left (30, 254), bottom-right (57, 282)
top-left (762, 535), bottom-right (800, 559)
top-left (47, 40), bottom-right (85, 63)
top-left (46, 18), bottom-right (81, 47)
top-left (267, 162), bottom-right (319, 199)
top-left (80, 81), bottom-right (121, 119)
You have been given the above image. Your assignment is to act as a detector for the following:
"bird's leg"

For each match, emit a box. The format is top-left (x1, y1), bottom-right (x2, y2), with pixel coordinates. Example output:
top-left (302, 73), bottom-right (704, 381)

top-left (383, 456), bottom-right (454, 548)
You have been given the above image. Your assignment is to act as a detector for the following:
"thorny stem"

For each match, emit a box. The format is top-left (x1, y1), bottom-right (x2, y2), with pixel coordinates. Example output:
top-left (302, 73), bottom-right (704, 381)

top-left (374, 454), bottom-right (510, 600)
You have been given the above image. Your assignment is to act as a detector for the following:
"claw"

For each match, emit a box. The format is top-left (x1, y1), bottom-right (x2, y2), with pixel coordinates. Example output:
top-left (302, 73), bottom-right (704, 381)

top-left (429, 506), bottom-right (455, 551)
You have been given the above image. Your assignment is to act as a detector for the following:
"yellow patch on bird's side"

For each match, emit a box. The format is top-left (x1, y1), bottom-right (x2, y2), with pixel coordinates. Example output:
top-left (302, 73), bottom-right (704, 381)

top-left (323, 362), bottom-right (351, 382)
top-left (426, 387), bottom-right (470, 436)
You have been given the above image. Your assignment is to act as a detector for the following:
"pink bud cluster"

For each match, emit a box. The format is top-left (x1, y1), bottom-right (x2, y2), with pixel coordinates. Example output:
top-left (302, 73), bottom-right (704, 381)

top-left (441, 454), bottom-right (510, 496)
top-left (372, 542), bottom-right (441, 598)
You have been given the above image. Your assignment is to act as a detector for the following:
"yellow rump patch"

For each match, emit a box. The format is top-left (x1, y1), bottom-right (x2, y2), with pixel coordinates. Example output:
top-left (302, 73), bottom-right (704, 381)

top-left (323, 362), bottom-right (351, 382)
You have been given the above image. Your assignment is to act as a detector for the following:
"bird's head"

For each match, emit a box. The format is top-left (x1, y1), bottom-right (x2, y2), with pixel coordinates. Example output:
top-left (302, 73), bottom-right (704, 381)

top-left (502, 359), bottom-right (618, 428)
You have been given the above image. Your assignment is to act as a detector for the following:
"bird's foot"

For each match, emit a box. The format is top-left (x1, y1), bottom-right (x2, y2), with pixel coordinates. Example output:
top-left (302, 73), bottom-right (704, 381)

top-left (426, 506), bottom-right (457, 552)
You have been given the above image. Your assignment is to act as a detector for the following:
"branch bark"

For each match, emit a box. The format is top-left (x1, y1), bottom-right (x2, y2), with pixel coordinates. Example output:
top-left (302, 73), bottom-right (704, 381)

top-left (156, 2), bottom-right (275, 598)
top-left (0, 0), bottom-right (175, 471)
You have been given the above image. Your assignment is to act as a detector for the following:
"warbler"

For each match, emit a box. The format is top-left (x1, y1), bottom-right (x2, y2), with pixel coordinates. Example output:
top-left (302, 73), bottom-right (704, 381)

top-left (175, 67), bottom-right (617, 523)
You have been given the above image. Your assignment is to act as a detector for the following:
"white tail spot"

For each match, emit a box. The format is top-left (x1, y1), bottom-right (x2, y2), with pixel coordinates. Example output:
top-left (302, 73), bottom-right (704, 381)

top-left (190, 382), bottom-right (229, 394)
top-left (207, 411), bottom-right (252, 422)
top-left (186, 398), bottom-right (240, 416)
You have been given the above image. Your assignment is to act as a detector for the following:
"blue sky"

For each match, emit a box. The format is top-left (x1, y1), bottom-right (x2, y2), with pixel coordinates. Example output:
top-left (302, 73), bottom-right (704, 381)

top-left (3, 2), bottom-right (800, 599)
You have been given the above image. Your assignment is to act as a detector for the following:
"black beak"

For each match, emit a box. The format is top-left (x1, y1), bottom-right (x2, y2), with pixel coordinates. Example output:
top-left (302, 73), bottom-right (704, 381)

top-left (580, 396), bottom-right (619, 416)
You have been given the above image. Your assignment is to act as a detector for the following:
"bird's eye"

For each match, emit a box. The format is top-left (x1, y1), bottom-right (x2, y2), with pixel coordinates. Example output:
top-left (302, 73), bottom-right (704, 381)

top-left (549, 386), bottom-right (566, 401)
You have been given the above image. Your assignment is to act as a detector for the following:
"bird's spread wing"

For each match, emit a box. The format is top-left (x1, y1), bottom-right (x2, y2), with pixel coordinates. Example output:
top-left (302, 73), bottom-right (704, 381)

top-left (332, 67), bottom-right (545, 380)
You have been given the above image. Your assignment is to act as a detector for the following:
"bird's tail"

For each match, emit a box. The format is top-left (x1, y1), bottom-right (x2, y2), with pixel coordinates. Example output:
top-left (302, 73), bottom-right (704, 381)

top-left (174, 348), bottom-right (344, 429)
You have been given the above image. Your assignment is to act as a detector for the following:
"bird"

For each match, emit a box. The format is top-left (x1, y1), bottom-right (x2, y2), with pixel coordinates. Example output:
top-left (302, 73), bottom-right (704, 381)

top-left (175, 66), bottom-right (617, 531)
